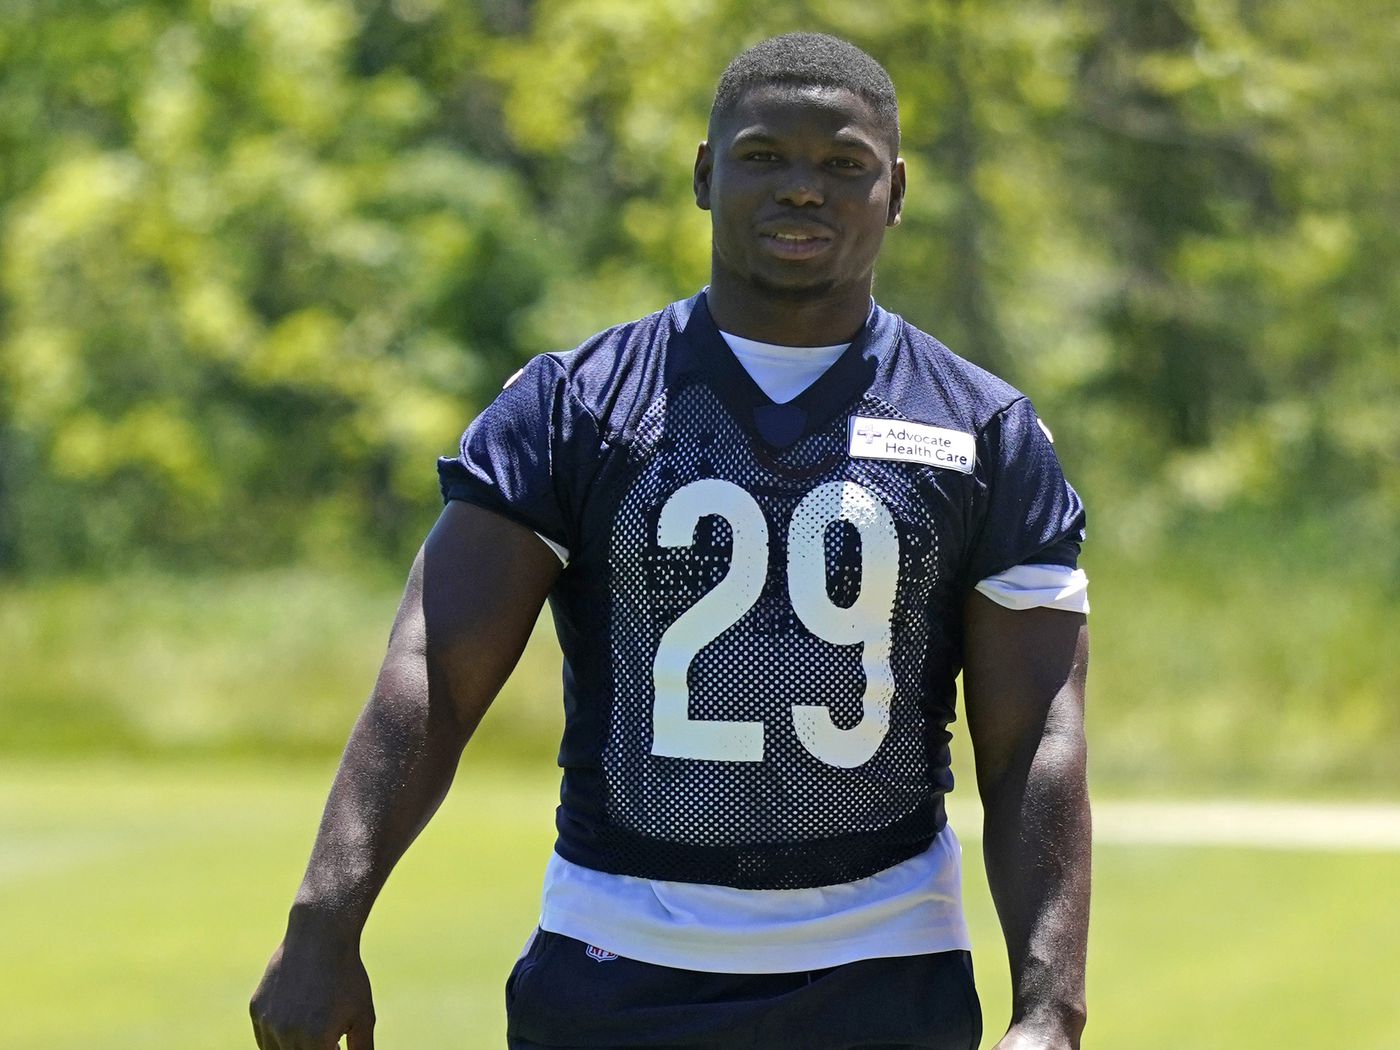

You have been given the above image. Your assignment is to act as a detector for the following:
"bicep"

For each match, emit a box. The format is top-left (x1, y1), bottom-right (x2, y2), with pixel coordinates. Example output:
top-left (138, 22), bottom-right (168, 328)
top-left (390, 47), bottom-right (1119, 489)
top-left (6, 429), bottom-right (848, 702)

top-left (961, 593), bottom-right (1088, 793)
top-left (379, 501), bottom-right (562, 734)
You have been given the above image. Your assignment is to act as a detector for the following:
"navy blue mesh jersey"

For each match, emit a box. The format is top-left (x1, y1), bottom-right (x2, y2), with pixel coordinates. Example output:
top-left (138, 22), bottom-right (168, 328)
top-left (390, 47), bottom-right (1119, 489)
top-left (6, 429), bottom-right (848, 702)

top-left (439, 291), bottom-right (1085, 890)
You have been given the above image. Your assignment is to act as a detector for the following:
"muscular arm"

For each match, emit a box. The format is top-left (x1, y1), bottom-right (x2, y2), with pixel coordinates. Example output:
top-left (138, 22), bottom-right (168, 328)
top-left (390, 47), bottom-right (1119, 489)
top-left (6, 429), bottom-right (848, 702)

top-left (962, 594), bottom-right (1091, 1050)
top-left (250, 502), bottom-right (561, 1050)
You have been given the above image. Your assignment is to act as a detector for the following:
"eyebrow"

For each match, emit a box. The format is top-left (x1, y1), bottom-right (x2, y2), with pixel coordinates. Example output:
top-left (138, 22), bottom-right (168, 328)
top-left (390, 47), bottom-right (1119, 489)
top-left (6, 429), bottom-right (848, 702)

top-left (730, 129), bottom-right (879, 153)
top-left (829, 133), bottom-right (879, 153)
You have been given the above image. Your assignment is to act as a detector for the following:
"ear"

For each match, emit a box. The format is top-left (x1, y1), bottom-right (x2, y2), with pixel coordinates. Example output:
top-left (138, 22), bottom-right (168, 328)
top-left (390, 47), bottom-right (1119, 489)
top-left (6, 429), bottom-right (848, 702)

top-left (693, 141), bottom-right (713, 211)
top-left (886, 157), bottom-right (907, 227)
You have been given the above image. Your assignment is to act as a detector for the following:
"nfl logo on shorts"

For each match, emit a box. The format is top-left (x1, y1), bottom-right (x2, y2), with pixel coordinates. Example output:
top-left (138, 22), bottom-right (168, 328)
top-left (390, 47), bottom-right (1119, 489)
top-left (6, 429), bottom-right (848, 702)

top-left (585, 944), bottom-right (619, 963)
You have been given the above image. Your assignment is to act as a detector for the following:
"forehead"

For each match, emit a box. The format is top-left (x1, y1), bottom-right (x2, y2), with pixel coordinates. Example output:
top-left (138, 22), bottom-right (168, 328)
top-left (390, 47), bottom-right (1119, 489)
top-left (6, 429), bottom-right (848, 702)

top-left (712, 82), bottom-right (892, 156)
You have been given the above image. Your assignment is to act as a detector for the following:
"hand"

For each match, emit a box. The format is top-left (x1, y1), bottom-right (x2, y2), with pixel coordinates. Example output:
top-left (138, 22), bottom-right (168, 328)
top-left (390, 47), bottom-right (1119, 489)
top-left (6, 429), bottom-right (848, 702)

top-left (250, 930), bottom-right (376, 1049)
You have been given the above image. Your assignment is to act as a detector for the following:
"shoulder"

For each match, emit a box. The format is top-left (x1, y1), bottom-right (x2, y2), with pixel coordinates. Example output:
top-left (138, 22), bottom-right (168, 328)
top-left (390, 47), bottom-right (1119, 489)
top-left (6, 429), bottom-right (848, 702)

top-left (543, 297), bottom-right (691, 384)
top-left (888, 316), bottom-right (1030, 434)
top-left (531, 296), bottom-right (693, 437)
top-left (907, 327), bottom-right (1023, 410)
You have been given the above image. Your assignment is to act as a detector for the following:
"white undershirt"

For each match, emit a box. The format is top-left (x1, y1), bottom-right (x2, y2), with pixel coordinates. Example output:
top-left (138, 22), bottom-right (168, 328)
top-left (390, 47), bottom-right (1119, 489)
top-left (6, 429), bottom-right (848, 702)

top-left (540, 826), bottom-right (970, 973)
top-left (532, 332), bottom-right (1087, 972)
top-left (719, 330), bottom-right (850, 404)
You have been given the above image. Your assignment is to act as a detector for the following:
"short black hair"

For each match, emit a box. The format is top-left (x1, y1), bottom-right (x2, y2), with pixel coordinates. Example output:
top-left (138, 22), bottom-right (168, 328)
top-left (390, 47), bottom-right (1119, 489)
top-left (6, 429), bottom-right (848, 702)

top-left (709, 33), bottom-right (900, 153)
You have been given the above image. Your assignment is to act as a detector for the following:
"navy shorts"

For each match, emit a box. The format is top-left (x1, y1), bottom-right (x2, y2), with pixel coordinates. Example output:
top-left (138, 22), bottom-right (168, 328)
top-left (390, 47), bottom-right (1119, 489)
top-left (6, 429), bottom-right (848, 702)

top-left (505, 930), bottom-right (982, 1050)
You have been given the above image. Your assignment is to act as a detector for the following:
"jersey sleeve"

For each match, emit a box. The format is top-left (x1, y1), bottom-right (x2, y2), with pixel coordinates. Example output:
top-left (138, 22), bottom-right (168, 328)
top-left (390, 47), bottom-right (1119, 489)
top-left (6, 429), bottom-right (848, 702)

top-left (436, 355), bottom-right (597, 556)
top-left (962, 397), bottom-right (1086, 589)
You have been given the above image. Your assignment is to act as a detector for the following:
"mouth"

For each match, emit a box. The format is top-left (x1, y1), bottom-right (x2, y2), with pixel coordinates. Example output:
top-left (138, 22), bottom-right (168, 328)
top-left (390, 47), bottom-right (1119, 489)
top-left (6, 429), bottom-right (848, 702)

top-left (757, 225), bottom-right (835, 261)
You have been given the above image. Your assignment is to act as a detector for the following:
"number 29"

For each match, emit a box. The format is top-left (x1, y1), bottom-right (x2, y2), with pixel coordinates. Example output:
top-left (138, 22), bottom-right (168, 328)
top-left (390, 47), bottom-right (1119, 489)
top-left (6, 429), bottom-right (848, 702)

top-left (651, 478), bottom-right (899, 769)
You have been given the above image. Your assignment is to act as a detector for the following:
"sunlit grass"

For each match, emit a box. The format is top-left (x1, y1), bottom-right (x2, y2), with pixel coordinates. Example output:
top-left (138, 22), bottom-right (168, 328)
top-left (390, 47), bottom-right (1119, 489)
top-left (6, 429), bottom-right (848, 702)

top-left (0, 567), bottom-right (565, 758)
top-left (1082, 520), bottom-right (1400, 794)
top-left (5, 548), bottom-right (1394, 1048)
top-left (3, 759), bottom-right (1398, 1050)
top-left (4, 517), bottom-right (1399, 794)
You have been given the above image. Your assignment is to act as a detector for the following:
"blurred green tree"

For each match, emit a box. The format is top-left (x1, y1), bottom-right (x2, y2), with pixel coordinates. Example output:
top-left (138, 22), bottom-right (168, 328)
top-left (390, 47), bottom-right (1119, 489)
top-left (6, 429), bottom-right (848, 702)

top-left (0, 0), bottom-right (1396, 577)
top-left (0, 0), bottom-right (552, 570)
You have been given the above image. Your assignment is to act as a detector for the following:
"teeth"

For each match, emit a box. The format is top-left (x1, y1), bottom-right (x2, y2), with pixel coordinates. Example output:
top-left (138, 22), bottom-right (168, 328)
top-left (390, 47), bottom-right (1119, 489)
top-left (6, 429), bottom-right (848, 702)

top-left (774, 233), bottom-right (812, 241)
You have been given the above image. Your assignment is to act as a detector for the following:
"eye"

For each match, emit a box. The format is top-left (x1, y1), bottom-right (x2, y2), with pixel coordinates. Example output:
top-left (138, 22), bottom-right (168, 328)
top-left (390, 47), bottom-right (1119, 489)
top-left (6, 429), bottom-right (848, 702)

top-left (827, 157), bottom-right (864, 171)
top-left (743, 150), bottom-right (780, 162)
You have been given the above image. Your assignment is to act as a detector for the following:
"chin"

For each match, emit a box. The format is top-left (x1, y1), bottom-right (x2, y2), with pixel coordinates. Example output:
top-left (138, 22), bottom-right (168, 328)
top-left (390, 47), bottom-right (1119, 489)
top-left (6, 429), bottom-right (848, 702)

top-left (750, 274), bottom-right (836, 303)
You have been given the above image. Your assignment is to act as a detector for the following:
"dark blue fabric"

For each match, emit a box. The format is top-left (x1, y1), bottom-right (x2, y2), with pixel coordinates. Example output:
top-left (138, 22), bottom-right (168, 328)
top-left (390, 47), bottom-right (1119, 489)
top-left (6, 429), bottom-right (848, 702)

top-left (436, 291), bottom-right (1085, 578)
top-left (963, 396), bottom-right (1086, 586)
top-left (506, 931), bottom-right (982, 1050)
top-left (437, 291), bottom-right (1085, 889)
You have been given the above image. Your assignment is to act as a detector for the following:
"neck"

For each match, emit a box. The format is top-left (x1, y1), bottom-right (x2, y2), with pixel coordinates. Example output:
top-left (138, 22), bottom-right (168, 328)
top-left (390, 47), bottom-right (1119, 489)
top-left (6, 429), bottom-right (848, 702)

top-left (705, 272), bottom-right (873, 347)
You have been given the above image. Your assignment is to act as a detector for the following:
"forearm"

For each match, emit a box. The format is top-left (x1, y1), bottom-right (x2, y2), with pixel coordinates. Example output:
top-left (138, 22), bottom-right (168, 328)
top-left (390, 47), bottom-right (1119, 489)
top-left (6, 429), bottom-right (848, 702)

top-left (289, 675), bottom-right (469, 940)
top-left (252, 507), bottom-right (560, 1048)
top-left (286, 545), bottom-right (486, 944)
top-left (251, 636), bottom-right (471, 1048)
top-left (981, 724), bottom-right (1091, 1046)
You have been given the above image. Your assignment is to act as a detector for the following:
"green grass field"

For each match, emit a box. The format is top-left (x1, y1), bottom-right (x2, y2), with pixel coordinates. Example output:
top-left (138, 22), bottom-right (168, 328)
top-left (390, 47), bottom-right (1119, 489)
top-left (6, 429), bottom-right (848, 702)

top-left (3, 757), bottom-right (1398, 1049)
top-left (6, 542), bottom-right (1400, 794)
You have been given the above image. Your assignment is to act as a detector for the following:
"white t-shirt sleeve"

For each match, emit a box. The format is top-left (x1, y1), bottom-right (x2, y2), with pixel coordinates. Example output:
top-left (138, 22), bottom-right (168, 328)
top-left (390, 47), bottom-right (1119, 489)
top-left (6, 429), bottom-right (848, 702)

top-left (974, 562), bottom-right (1089, 614)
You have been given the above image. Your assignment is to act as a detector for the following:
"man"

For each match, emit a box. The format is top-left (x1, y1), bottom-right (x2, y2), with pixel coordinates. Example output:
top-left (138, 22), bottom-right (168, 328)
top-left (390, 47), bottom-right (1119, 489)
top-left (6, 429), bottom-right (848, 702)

top-left (251, 32), bottom-right (1090, 1050)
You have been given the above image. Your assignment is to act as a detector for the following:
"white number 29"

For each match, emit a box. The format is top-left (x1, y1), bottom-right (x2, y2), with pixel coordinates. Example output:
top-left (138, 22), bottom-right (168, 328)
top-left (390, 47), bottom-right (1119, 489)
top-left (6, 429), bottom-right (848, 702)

top-left (650, 479), bottom-right (899, 769)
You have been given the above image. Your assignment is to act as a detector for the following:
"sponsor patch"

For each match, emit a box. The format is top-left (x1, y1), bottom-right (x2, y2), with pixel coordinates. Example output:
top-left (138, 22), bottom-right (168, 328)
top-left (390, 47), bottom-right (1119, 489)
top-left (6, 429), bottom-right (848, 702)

top-left (848, 416), bottom-right (976, 474)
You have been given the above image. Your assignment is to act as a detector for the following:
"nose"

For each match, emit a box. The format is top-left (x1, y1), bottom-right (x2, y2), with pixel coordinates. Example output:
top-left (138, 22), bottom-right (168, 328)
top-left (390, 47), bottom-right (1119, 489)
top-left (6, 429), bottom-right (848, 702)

top-left (776, 165), bottom-right (824, 207)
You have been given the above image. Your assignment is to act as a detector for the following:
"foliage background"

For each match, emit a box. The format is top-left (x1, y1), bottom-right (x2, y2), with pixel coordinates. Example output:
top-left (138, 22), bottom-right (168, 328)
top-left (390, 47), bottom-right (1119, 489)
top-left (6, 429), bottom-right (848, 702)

top-left (4, 4), bottom-right (1399, 1048)
top-left (3, 0), bottom-right (1398, 789)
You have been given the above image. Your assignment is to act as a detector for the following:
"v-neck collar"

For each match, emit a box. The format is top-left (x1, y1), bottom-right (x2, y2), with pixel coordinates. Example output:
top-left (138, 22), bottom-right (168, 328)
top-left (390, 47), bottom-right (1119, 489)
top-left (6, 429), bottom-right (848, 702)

top-left (671, 291), bottom-right (900, 452)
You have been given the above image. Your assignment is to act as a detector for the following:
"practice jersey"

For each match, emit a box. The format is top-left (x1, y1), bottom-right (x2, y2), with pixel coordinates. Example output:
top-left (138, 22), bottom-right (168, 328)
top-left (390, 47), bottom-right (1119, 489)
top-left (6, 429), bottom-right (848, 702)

top-left (439, 291), bottom-right (1085, 891)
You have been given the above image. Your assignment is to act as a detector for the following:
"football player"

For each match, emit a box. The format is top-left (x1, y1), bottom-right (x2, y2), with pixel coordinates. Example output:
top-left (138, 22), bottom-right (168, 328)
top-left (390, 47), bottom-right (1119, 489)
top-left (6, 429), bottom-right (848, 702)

top-left (252, 32), bottom-right (1090, 1050)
